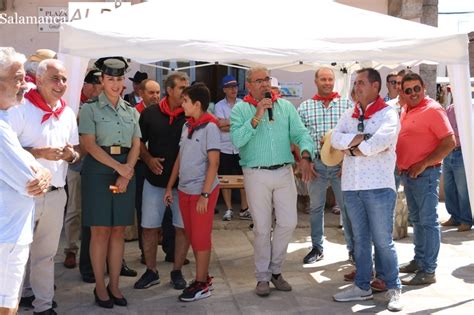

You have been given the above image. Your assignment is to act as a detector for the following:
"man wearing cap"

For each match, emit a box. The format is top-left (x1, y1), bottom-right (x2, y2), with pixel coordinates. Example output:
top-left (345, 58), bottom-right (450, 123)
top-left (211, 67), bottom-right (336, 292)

top-left (124, 71), bottom-right (148, 106)
top-left (270, 77), bottom-right (281, 97)
top-left (215, 75), bottom-right (250, 221)
top-left (0, 46), bottom-right (52, 315)
top-left (397, 73), bottom-right (455, 285)
top-left (331, 68), bottom-right (402, 312)
top-left (230, 66), bottom-right (314, 297)
top-left (297, 67), bottom-right (353, 264)
top-left (24, 49), bottom-right (56, 92)
top-left (8, 59), bottom-right (79, 315)
top-left (63, 69), bottom-right (103, 271)
top-left (134, 72), bottom-right (190, 290)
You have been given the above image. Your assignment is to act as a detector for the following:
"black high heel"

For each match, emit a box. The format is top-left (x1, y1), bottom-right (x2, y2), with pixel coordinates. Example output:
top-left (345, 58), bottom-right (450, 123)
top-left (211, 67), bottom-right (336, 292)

top-left (93, 288), bottom-right (114, 309)
top-left (107, 286), bottom-right (127, 306)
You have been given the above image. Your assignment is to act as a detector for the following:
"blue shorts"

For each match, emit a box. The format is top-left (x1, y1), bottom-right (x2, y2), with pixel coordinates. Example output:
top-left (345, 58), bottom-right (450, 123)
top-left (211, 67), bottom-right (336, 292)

top-left (141, 179), bottom-right (184, 229)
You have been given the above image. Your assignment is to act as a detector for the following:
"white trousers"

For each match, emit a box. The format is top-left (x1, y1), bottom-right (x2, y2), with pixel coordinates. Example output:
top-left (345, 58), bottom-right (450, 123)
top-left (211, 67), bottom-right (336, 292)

top-left (0, 243), bottom-right (29, 308)
top-left (22, 188), bottom-right (67, 312)
top-left (243, 165), bottom-right (297, 282)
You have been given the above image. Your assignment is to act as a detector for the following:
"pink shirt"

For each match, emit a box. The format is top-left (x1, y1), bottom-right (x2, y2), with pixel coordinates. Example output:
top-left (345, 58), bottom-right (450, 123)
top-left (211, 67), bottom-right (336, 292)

top-left (396, 98), bottom-right (453, 170)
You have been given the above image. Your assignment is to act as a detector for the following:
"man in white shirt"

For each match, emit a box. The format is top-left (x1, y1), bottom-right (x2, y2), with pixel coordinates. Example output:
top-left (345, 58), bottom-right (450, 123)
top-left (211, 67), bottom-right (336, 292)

top-left (8, 59), bottom-right (79, 315)
top-left (0, 47), bottom-right (51, 315)
top-left (331, 68), bottom-right (402, 312)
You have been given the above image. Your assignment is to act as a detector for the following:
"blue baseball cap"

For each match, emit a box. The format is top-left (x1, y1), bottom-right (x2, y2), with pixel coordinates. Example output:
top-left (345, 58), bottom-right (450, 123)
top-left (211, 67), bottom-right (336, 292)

top-left (221, 75), bottom-right (238, 88)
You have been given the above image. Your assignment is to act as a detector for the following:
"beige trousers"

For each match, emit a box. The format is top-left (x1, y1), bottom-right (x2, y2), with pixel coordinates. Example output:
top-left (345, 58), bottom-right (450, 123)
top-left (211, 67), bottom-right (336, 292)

top-left (243, 165), bottom-right (297, 282)
top-left (64, 169), bottom-right (81, 254)
top-left (22, 188), bottom-right (67, 313)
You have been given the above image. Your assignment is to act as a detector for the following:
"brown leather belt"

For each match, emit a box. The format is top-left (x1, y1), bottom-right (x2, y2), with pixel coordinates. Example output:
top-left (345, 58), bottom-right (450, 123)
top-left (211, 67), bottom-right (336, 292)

top-left (101, 146), bottom-right (130, 155)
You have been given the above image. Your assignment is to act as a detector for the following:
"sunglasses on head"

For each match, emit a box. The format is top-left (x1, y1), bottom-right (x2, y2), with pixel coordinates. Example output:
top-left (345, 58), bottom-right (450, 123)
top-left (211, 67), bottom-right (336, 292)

top-left (404, 85), bottom-right (422, 95)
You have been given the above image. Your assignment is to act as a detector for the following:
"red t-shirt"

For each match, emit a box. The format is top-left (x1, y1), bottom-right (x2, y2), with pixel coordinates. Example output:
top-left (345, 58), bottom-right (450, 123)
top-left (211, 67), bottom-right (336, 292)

top-left (396, 98), bottom-right (453, 170)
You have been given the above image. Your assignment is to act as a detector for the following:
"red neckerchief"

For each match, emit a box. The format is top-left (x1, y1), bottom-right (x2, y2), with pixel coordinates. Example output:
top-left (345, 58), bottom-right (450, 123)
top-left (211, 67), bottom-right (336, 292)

top-left (159, 96), bottom-right (184, 124)
top-left (80, 92), bottom-right (88, 104)
top-left (186, 113), bottom-right (218, 139)
top-left (135, 101), bottom-right (146, 114)
top-left (243, 91), bottom-right (279, 107)
top-left (25, 74), bottom-right (36, 84)
top-left (312, 92), bottom-right (340, 102)
top-left (351, 96), bottom-right (388, 119)
top-left (25, 89), bottom-right (66, 124)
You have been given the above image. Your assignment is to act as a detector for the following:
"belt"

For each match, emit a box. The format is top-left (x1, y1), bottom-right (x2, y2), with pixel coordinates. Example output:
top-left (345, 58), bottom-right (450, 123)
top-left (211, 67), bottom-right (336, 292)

top-left (400, 163), bottom-right (441, 173)
top-left (46, 186), bottom-right (63, 192)
top-left (453, 146), bottom-right (461, 151)
top-left (251, 163), bottom-right (288, 170)
top-left (101, 146), bottom-right (130, 155)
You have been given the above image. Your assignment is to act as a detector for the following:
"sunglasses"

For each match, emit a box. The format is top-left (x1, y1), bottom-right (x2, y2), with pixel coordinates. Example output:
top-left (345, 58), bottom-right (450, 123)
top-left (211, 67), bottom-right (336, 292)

top-left (404, 85), bottom-right (422, 95)
top-left (388, 80), bottom-right (397, 86)
top-left (358, 115), bottom-right (365, 133)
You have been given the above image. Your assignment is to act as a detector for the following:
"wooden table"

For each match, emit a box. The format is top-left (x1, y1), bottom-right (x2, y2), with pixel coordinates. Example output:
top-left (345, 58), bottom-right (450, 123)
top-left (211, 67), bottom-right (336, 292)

top-left (218, 175), bottom-right (245, 189)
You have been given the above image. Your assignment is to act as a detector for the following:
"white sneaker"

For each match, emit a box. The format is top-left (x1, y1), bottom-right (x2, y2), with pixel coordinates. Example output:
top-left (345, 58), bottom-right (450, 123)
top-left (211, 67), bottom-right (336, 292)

top-left (386, 288), bottom-right (403, 312)
top-left (333, 284), bottom-right (373, 302)
top-left (222, 209), bottom-right (233, 221)
top-left (239, 209), bottom-right (252, 220)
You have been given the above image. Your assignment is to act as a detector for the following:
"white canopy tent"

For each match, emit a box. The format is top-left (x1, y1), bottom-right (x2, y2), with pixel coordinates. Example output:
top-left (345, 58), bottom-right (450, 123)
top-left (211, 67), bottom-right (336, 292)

top-left (58, 0), bottom-right (474, 214)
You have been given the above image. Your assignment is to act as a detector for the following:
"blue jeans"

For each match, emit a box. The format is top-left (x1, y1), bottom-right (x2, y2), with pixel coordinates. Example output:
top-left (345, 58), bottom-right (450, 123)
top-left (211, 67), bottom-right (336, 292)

top-left (343, 188), bottom-right (400, 290)
top-left (443, 150), bottom-right (473, 225)
top-left (308, 159), bottom-right (353, 252)
top-left (401, 167), bottom-right (441, 273)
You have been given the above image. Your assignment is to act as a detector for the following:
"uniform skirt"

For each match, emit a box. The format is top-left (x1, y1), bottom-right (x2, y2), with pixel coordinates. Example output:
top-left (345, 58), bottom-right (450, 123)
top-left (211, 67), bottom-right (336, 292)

top-left (81, 153), bottom-right (136, 227)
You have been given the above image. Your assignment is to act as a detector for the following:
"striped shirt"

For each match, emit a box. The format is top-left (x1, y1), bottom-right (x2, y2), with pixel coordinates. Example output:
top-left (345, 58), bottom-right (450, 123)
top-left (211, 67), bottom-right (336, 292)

top-left (297, 97), bottom-right (353, 155)
top-left (230, 98), bottom-right (314, 168)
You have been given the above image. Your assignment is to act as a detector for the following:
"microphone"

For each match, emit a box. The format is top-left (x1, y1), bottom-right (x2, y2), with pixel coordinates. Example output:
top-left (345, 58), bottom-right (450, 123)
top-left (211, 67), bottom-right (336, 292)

top-left (264, 92), bottom-right (273, 121)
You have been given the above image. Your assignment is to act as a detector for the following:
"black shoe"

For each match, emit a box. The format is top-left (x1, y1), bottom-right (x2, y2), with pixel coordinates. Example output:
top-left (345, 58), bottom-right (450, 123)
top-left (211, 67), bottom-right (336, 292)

top-left (33, 308), bottom-right (57, 315)
top-left (19, 296), bottom-right (57, 309)
top-left (120, 260), bottom-right (138, 277)
top-left (165, 256), bottom-right (190, 265)
top-left (93, 288), bottom-right (114, 309)
top-left (107, 286), bottom-right (127, 306)
top-left (134, 269), bottom-right (160, 289)
top-left (82, 273), bottom-right (96, 283)
top-left (303, 247), bottom-right (324, 264)
top-left (170, 270), bottom-right (187, 290)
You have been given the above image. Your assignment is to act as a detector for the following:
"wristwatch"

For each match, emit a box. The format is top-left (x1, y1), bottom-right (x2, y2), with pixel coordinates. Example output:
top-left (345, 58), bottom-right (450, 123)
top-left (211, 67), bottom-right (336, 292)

top-left (201, 192), bottom-right (210, 198)
top-left (363, 134), bottom-right (372, 141)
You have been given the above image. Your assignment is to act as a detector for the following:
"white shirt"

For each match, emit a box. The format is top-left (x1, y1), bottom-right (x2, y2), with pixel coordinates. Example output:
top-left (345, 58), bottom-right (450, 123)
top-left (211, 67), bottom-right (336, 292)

top-left (0, 111), bottom-right (39, 244)
top-left (331, 104), bottom-right (399, 192)
top-left (214, 97), bottom-right (241, 154)
top-left (7, 99), bottom-right (79, 187)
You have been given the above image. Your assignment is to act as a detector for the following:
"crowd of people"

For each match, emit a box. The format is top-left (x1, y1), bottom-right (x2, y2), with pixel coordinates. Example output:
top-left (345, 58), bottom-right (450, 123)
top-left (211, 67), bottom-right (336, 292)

top-left (0, 45), bottom-right (472, 315)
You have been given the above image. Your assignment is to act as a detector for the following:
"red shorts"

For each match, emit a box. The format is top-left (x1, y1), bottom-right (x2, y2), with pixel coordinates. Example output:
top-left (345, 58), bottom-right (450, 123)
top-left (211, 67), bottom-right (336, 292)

top-left (178, 186), bottom-right (219, 251)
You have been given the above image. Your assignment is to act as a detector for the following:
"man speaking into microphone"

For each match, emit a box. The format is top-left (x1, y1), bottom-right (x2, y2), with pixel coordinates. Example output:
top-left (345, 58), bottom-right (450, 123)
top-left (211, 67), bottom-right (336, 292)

top-left (230, 66), bottom-right (314, 297)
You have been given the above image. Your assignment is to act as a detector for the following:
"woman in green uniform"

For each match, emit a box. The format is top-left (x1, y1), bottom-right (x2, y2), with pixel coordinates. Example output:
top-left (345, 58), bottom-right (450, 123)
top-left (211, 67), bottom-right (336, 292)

top-left (79, 57), bottom-right (141, 308)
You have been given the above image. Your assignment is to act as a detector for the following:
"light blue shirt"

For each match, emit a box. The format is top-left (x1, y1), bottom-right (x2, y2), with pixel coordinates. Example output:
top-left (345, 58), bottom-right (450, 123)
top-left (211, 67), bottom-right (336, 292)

top-left (0, 111), bottom-right (38, 245)
top-left (214, 97), bottom-right (241, 154)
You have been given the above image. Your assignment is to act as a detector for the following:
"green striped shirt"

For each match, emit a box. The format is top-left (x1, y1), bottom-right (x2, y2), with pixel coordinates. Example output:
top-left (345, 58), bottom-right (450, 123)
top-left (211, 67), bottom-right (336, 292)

top-left (297, 98), bottom-right (353, 155)
top-left (230, 98), bottom-right (314, 168)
